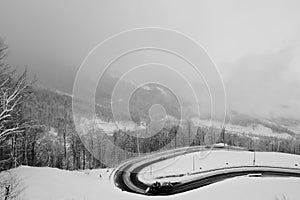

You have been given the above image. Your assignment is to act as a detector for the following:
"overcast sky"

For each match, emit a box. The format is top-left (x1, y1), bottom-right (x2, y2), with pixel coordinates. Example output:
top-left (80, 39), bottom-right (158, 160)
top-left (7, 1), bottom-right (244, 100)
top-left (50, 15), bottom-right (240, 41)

top-left (0, 0), bottom-right (300, 119)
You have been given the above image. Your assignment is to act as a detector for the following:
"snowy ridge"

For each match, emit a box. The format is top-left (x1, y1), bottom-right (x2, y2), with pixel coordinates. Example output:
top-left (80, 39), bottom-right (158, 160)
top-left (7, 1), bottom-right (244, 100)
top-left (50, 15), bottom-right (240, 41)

top-left (192, 119), bottom-right (294, 139)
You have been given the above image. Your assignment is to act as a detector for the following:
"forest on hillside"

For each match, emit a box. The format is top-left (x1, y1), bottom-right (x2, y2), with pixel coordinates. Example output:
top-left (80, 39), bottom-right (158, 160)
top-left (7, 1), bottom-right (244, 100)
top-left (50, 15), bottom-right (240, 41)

top-left (1, 40), bottom-right (300, 172)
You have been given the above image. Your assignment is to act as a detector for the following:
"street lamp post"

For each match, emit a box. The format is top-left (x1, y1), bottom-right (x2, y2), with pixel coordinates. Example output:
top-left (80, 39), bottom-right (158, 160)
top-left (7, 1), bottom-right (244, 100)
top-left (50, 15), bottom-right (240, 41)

top-left (253, 149), bottom-right (256, 165)
top-left (251, 126), bottom-right (256, 166)
top-left (193, 155), bottom-right (195, 171)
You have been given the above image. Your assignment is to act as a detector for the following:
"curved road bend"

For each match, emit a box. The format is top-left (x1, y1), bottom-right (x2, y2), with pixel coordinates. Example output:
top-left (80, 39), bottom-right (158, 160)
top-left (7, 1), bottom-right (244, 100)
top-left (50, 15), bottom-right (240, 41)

top-left (113, 147), bottom-right (300, 196)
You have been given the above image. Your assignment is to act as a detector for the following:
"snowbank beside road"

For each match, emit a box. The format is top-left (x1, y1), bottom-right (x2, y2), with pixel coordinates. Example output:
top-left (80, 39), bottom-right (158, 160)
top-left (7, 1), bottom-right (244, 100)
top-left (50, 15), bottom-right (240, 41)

top-left (5, 150), bottom-right (300, 200)
top-left (10, 166), bottom-right (128, 200)
top-left (138, 150), bottom-right (300, 183)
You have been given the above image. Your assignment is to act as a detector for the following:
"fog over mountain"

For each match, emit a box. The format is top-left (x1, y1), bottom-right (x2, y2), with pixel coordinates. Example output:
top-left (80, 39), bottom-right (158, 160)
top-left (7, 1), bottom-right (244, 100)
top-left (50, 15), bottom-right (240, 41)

top-left (1, 0), bottom-right (300, 120)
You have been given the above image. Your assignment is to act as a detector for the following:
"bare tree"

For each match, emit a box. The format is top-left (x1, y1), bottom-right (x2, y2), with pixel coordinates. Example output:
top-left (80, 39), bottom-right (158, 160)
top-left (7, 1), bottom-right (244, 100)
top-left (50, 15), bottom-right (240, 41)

top-left (0, 70), bottom-right (32, 141)
top-left (0, 40), bottom-right (35, 169)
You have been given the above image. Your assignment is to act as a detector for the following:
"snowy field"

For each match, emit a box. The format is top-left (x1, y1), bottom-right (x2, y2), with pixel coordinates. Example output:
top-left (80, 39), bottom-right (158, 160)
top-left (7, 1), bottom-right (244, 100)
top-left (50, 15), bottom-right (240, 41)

top-left (138, 150), bottom-right (300, 183)
top-left (3, 150), bottom-right (300, 200)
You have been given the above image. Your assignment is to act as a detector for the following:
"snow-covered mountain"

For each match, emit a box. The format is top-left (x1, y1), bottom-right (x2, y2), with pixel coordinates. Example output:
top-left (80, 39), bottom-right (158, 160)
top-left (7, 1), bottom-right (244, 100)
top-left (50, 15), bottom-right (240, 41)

top-left (35, 74), bottom-right (300, 140)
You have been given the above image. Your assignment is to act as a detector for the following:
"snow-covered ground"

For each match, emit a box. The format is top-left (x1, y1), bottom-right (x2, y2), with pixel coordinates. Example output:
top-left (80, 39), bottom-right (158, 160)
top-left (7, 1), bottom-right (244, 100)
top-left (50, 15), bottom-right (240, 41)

top-left (7, 166), bottom-right (132, 200)
top-left (78, 116), bottom-right (295, 139)
top-left (3, 150), bottom-right (300, 200)
top-left (77, 117), bottom-right (145, 136)
top-left (138, 150), bottom-right (300, 183)
top-left (6, 165), bottom-right (300, 200)
top-left (192, 119), bottom-right (293, 139)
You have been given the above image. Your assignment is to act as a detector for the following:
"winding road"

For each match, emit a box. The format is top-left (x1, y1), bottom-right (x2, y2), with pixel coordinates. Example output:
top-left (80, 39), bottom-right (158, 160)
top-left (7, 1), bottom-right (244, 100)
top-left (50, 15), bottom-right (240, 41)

top-left (113, 146), bottom-right (300, 196)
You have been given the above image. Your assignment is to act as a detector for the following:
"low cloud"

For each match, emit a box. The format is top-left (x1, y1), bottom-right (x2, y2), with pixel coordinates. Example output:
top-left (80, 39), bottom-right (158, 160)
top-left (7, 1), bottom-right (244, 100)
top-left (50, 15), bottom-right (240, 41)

top-left (225, 43), bottom-right (300, 119)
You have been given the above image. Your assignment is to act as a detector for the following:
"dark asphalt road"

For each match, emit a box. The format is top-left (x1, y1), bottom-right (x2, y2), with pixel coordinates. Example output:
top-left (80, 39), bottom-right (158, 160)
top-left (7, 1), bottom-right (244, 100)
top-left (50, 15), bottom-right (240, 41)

top-left (113, 147), bottom-right (300, 196)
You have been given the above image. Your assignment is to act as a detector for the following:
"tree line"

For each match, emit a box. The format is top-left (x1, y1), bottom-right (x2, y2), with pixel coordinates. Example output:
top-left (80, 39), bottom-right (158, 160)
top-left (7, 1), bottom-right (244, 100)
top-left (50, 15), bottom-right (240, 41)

top-left (1, 40), bottom-right (300, 172)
